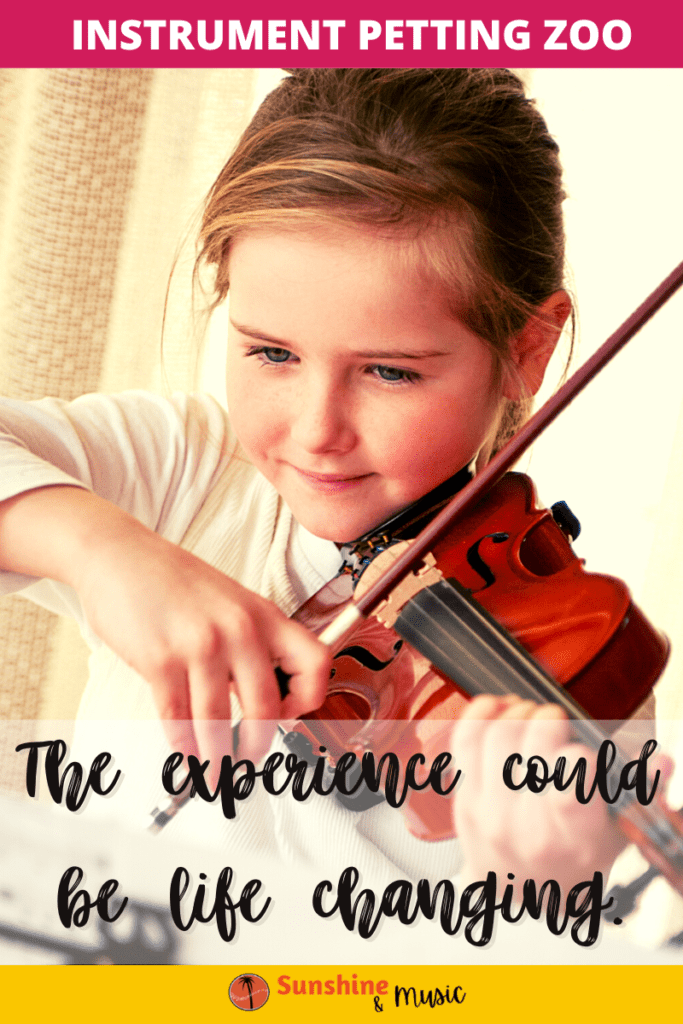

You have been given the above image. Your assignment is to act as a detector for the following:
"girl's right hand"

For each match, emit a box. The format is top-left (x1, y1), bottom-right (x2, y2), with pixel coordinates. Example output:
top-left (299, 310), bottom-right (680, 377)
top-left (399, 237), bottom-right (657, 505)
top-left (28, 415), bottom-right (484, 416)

top-left (0, 486), bottom-right (332, 766)
top-left (80, 524), bottom-right (332, 766)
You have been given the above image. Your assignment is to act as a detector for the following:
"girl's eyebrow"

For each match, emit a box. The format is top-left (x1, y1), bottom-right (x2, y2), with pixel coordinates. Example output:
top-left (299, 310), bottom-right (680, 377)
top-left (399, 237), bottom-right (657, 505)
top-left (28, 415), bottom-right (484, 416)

top-left (231, 320), bottom-right (450, 360)
top-left (231, 321), bottom-right (290, 346)
top-left (352, 348), bottom-right (451, 360)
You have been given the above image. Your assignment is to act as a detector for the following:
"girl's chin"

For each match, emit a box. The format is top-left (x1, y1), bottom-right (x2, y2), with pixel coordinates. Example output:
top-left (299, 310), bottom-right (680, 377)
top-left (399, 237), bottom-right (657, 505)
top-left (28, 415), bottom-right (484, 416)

top-left (292, 505), bottom-right (397, 545)
top-left (295, 517), bottom-right (367, 545)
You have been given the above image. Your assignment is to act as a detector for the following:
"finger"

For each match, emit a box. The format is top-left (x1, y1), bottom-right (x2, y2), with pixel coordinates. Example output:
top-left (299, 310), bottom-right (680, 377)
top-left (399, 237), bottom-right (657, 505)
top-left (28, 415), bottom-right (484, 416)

top-left (273, 623), bottom-right (332, 719)
top-left (459, 694), bottom-right (519, 721)
top-left (652, 753), bottom-right (674, 789)
top-left (238, 718), bottom-right (278, 764)
top-left (540, 741), bottom-right (625, 871)
top-left (227, 645), bottom-right (289, 762)
top-left (194, 719), bottom-right (236, 785)
top-left (479, 704), bottom-right (540, 805)
top-left (187, 657), bottom-right (236, 774)
top-left (531, 743), bottom-right (624, 873)
top-left (452, 696), bottom-right (512, 793)
top-left (498, 698), bottom-right (540, 722)
top-left (147, 665), bottom-right (199, 760)
top-left (231, 648), bottom-right (285, 720)
top-left (519, 703), bottom-right (570, 764)
top-left (159, 717), bottom-right (199, 762)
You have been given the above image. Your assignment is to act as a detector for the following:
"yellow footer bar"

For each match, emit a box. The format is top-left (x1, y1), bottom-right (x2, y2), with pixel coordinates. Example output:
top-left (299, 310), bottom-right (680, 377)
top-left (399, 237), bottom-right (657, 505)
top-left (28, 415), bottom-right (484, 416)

top-left (1, 965), bottom-right (680, 1023)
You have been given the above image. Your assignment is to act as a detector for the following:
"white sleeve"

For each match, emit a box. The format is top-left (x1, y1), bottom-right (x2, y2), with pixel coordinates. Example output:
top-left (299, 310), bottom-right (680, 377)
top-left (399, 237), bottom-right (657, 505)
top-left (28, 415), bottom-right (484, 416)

top-left (0, 390), bottom-right (235, 604)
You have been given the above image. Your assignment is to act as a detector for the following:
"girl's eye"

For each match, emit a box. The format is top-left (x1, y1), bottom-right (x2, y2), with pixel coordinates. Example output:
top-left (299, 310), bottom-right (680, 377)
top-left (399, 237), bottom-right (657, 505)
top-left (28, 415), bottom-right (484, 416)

top-left (371, 364), bottom-right (422, 385)
top-left (262, 346), bottom-right (292, 364)
top-left (248, 346), bottom-right (295, 365)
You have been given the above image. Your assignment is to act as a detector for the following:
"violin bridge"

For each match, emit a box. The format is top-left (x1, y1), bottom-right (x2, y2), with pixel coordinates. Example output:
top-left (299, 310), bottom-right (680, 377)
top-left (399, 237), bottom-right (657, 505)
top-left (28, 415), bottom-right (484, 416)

top-left (371, 549), bottom-right (444, 630)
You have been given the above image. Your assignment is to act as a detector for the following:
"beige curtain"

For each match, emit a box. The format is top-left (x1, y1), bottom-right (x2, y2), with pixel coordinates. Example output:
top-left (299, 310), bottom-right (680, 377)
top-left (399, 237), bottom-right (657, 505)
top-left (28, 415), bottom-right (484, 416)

top-left (0, 68), bottom-right (258, 786)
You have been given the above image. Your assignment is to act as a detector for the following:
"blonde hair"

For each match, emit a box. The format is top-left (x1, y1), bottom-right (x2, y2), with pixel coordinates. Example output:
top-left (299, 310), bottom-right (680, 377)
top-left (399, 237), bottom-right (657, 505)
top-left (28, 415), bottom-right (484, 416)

top-left (197, 69), bottom-right (569, 452)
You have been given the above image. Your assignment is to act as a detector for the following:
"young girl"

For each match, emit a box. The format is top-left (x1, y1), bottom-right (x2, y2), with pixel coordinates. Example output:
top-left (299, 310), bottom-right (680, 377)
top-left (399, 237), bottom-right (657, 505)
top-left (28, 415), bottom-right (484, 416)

top-left (0, 69), bottom-right (628, 892)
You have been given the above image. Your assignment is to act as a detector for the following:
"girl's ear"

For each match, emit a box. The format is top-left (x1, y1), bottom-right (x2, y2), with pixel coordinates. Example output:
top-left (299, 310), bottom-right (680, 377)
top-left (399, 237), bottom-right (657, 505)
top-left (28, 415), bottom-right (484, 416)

top-left (502, 290), bottom-right (572, 399)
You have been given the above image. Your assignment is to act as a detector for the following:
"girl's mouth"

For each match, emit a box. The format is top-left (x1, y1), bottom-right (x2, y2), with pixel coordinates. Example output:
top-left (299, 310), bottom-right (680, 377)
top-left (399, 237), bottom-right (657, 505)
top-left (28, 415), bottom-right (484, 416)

top-left (290, 466), bottom-right (372, 491)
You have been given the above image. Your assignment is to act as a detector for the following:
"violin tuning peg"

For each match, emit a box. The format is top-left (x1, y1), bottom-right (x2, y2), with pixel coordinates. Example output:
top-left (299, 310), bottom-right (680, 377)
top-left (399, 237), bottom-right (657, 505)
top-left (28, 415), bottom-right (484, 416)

top-left (551, 500), bottom-right (581, 541)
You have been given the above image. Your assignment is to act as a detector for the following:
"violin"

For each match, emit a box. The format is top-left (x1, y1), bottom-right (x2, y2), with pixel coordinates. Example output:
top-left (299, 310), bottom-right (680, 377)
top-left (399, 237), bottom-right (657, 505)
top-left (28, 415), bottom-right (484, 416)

top-left (286, 470), bottom-right (668, 842)
top-left (152, 260), bottom-right (683, 906)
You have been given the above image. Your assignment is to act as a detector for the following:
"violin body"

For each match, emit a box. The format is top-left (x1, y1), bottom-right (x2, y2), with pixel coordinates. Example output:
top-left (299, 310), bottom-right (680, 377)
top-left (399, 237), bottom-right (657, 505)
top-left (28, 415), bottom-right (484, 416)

top-left (427, 473), bottom-right (668, 720)
top-left (286, 473), bottom-right (669, 841)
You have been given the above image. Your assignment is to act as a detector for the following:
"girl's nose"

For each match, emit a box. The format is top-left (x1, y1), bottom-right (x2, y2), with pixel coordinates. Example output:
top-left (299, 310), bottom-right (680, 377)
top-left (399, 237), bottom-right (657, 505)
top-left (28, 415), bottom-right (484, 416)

top-left (289, 381), bottom-right (356, 454)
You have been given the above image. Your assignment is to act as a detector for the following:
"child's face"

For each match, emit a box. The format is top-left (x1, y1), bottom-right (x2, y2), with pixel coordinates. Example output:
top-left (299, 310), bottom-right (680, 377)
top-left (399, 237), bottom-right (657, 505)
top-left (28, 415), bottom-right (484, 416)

top-left (225, 227), bottom-right (502, 543)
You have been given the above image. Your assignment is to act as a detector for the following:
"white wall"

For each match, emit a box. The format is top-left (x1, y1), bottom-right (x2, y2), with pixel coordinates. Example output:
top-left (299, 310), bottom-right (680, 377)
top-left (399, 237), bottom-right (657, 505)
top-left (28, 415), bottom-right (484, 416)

top-left (527, 70), bottom-right (683, 743)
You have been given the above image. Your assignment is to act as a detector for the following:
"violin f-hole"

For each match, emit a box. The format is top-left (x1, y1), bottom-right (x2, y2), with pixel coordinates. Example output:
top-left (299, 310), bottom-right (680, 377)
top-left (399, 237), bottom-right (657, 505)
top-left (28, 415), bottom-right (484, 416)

top-left (333, 639), bottom-right (404, 672)
top-left (466, 533), bottom-right (509, 590)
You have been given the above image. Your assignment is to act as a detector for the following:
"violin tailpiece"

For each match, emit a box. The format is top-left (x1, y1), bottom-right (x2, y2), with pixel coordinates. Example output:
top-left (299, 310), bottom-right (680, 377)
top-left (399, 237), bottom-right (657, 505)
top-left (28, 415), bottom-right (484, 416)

top-left (352, 541), bottom-right (445, 631)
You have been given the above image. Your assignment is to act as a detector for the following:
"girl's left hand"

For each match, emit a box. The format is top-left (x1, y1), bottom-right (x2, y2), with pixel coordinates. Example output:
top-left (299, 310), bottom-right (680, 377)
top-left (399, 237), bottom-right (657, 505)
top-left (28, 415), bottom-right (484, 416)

top-left (451, 695), bottom-right (626, 892)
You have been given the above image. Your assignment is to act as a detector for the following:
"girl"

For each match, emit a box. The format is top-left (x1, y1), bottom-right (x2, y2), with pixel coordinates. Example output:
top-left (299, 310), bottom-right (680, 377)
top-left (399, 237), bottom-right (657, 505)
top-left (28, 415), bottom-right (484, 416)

top-left (0, 69), bottom-right (629, 891)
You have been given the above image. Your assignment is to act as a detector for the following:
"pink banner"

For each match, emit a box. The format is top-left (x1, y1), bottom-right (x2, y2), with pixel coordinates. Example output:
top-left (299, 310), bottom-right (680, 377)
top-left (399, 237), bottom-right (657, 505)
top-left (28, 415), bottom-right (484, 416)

top-left (3, 0), bottom-right (680, 68)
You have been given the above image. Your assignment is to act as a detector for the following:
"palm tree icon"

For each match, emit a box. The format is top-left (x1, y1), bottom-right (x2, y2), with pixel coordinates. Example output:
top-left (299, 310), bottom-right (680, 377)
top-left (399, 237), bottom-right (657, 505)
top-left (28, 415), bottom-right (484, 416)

top-left (238, 975), bottom-right (255, 1010)
top-left (230, 972), bottom-right (269, 1011)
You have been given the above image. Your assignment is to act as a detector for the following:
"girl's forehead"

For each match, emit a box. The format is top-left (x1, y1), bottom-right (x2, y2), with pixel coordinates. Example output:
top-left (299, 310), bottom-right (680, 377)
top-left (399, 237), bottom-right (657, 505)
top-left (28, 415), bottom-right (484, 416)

top-left (228, 226), bottom-right (452, 317)
top-left (228, 219), bottom-right (474, 305)
top-left (226, 224), bottom-right (491, 366)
